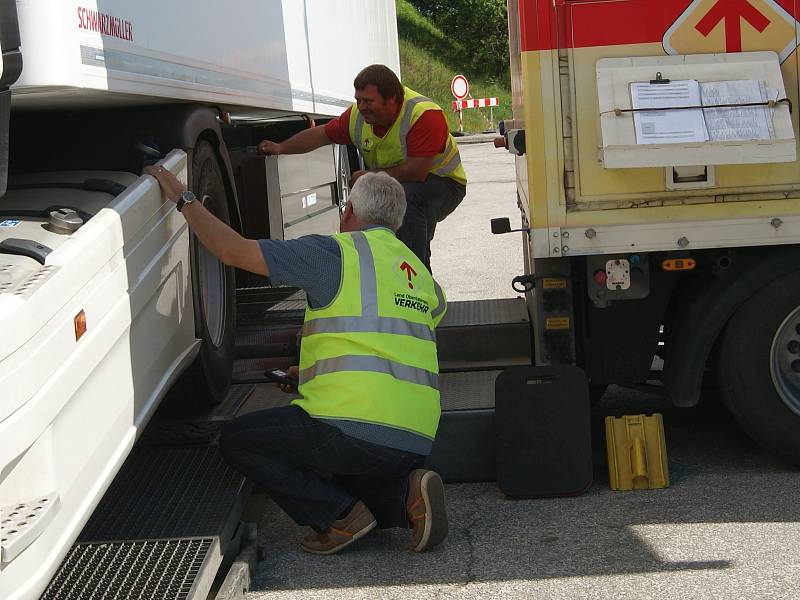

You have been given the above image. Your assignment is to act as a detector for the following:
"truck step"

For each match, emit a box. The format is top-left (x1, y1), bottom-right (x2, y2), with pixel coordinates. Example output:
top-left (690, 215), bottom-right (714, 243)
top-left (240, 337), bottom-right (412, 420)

top-left (426, 369), bottom-right (501, 483)
top-left (0, 493), bottom-right (60, 565)
top-left (437, 298), bottom-right (531, 371)
top-left (42, 410), bottom-right (249, 599)
top-left (76, 445), bottom-right (245, 542)
top-left (42, 538), bottom-right (215, 600)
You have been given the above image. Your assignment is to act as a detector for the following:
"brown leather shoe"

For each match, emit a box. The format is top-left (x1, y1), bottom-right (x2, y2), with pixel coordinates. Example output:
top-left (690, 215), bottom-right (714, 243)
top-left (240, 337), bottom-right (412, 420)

top-left (406, 469), bottom-right (448, 552)
top-left (301, 500), bottom-right (377, 555)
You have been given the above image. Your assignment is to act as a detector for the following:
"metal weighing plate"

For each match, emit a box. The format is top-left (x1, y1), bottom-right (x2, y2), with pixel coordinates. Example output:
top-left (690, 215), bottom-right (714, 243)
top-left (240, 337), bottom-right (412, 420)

top-left (439, 297), bottom-right (529, 328)
top-left (439, 370), bottom-right (500, 411)
top-left (235, 323), bottom-right (300, 360)
top-left (209, 384), bottom-right (256, 421)
top-left (236, 287), bottom-right (306, 325)
top-left (428, 370), bottom-right (503, 482)
top-left (437, 299), bottom-right (532, 370)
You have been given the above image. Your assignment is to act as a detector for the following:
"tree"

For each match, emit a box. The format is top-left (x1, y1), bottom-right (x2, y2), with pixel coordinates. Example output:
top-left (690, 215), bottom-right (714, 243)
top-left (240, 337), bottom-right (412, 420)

top-left (407, 0), bottom-right (509, 81)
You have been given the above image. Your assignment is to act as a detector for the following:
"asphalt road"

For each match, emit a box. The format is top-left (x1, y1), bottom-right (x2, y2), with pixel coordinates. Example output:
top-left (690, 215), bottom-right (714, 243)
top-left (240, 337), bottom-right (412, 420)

top-left (429, 139), bottom-right (522, 301)
top-left (245, 141), bottom-right (800, 600)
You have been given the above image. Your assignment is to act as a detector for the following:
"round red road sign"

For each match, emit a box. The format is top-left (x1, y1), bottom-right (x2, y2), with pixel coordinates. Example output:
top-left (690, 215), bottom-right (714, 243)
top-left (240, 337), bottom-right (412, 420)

top-left (451, 74), bottom-right (469, 100)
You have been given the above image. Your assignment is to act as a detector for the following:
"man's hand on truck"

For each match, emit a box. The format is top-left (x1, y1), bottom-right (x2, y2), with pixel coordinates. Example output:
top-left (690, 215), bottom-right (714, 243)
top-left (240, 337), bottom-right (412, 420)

top-left (257, 139), bottom-right (283, 155)
top-left (258, 125), bottom-right (332, 156)
top-left (144, 164), bottom-right (185, 202)
top-left (144, 165), bottom-right (269, 277)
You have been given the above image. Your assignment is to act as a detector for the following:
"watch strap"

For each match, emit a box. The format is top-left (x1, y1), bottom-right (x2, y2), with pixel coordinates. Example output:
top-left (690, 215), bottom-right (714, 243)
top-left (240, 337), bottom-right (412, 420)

top-left (176, 190), bottom-right (196, 212)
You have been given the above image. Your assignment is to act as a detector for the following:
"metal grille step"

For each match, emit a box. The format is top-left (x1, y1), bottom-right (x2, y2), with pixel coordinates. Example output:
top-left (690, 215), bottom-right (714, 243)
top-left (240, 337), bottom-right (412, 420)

top-left (43, 442), bottom-right (247, 599)
top-left (77, 446), bottom-right (244, 542)
top-left (41, 538), bottom-right (215, 600)
top-left (437, 298), bottom-right (531, 370)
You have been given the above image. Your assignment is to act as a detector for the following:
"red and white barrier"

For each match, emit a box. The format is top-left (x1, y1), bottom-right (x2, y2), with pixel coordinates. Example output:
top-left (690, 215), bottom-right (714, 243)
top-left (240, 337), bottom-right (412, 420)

top-left (451, 97), bottom-right (500, 132)
top-left (451, 97), bottom-right (499, 110)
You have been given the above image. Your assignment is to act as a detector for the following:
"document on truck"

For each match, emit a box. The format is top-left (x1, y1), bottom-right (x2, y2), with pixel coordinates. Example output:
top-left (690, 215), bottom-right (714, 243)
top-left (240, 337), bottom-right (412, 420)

top-left (630, 79), bottom-right (708, 144)
top-left (700, 79), bottom-right (774, 142)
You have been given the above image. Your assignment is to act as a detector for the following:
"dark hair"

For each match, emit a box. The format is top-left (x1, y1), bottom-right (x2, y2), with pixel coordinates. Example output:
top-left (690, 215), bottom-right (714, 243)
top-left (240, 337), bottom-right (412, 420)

top-left (353, 64), bottom-right (404, 102)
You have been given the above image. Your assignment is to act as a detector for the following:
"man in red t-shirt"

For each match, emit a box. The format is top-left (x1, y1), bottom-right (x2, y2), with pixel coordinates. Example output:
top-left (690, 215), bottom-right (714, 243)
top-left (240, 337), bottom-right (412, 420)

top-left (259, 64), bottom-right (467, 271)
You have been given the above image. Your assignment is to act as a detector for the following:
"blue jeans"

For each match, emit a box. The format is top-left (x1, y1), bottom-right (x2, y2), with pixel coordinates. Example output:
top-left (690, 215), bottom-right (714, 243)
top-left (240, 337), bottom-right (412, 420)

top-left (219, 405), bottom-right (425, 532)
top-left (398, 175), bottom-right (466, 270)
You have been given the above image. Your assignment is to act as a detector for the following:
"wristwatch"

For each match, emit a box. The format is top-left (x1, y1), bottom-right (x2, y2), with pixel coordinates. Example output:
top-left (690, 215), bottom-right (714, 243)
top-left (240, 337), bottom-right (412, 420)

top-left (176, 190), bottom-right (196, 212)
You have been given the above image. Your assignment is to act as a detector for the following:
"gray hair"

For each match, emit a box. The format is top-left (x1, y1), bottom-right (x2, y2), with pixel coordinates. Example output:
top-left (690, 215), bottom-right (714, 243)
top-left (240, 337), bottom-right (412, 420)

top-left (349, 172), bottom-right (407, 231)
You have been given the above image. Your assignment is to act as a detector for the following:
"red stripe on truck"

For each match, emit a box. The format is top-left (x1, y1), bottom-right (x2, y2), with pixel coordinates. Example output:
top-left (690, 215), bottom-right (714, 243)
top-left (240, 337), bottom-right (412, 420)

top-left (519, 0), bottom-right (797, 51)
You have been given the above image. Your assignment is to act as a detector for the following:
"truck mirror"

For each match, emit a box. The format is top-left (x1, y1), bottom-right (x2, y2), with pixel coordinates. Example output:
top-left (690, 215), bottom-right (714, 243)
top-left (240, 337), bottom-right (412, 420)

top-left (491, 217), bottom-right (512, 235)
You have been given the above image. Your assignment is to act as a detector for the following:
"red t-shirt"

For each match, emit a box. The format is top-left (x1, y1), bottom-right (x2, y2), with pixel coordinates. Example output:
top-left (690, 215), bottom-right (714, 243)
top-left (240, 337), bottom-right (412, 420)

top-left (324, 106), bottom-right (448, 157)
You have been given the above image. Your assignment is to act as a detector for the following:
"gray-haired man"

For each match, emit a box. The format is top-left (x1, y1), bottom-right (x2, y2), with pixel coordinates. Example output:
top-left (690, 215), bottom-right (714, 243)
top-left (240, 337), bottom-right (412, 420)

top-left (146, 167), bottom-right (449, 556)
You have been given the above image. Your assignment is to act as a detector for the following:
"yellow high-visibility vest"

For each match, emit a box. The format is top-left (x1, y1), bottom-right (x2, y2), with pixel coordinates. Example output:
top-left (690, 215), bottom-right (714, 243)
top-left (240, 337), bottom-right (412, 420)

top-left (293, 228), bottom-right (447, 454)
top-left (348, 86), bottom-right (467, 186)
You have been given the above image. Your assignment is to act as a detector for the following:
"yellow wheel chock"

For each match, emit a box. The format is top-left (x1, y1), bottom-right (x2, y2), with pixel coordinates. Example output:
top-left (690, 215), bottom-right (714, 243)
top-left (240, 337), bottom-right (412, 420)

top-left (605, 414), bottom-right (669, 491)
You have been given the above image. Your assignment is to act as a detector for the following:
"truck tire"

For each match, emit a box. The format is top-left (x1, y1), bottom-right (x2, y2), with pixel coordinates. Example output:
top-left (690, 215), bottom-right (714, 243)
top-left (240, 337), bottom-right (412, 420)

top-left (172, 141), bottom-right (236, 406)
top-left (718, 270), bottom-right (800, 463)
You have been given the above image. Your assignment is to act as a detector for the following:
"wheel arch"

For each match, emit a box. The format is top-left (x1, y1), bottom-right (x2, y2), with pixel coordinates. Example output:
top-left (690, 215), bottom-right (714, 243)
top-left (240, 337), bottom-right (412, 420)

top-left (156, 105), bottom-right (243, 235)
top-left (664, 245), bottom-right (800, 407)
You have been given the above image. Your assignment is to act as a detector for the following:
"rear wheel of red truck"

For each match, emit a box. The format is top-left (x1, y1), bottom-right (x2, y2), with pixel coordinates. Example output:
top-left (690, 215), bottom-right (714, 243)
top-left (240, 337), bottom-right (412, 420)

top-left (170, 140), bottom-right (236, 406)
top-left (718, 270), bottom-right (800, 463)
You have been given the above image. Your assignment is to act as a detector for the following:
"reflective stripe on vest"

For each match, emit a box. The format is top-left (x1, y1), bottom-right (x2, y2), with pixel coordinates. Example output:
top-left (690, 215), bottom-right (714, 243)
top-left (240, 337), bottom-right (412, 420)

top-left (301, 355), bottom-right (439, 389)
top-left (294, 228), bottom-right (445, 443)
top-left (303, 316), bottom-right (436, 342)
top-left (431, 280), bottom-right (446, 321)
top-left (349, 86), bottom-right (467, 185)
top-left (431, 137), bottom-right (463, 176)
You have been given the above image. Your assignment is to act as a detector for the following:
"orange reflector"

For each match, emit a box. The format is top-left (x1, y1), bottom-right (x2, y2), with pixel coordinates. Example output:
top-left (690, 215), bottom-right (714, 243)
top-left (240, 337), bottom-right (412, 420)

top-left (74, 310), bottom-right (87, 341)
top-left (662, 258), bottom-right (696, 271)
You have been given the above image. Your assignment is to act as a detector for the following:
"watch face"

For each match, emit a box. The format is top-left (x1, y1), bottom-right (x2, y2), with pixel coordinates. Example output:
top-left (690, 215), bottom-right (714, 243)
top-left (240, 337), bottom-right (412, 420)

top-left (180, 191), bottom-right (195, 203)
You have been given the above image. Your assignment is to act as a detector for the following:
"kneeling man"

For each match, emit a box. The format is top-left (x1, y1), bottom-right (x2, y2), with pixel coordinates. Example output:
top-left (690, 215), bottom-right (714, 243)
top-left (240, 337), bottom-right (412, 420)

top-left (146, 166), bottom-right (448, 554)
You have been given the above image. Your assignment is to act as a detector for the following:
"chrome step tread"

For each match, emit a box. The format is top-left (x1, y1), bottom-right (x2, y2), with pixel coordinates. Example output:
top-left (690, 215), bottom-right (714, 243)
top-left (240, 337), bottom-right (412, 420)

top-left (0, 493), bottom-right (60, 564)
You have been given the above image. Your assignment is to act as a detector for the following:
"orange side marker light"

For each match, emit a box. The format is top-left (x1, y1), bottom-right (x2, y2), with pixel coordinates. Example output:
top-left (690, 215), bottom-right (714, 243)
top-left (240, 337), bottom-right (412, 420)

top-left (662, 258), bottom-right (696, 272)
top-left (74, 310), bottom-right (87, 341)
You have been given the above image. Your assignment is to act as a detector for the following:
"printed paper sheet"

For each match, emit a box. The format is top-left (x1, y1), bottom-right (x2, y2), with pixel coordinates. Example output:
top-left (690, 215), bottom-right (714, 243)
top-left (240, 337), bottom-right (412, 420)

top-left (630, 80), bottom-right (708, 144)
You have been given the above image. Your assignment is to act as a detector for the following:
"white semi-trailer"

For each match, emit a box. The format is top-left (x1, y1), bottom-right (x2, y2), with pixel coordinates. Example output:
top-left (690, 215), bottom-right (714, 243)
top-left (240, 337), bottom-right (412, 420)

top-left (0, 2), bottom-right (399, 598)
